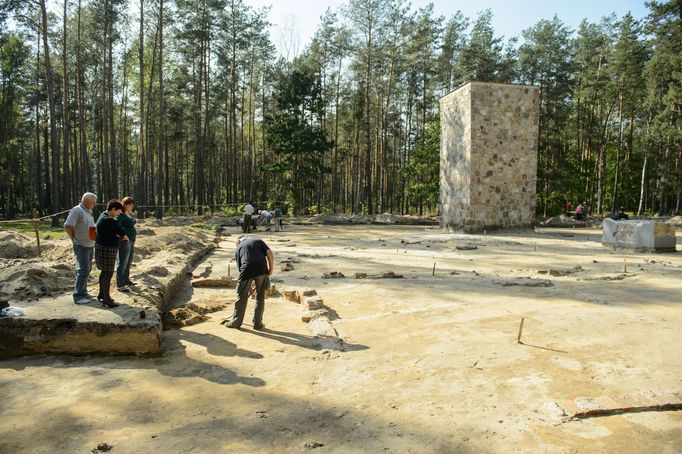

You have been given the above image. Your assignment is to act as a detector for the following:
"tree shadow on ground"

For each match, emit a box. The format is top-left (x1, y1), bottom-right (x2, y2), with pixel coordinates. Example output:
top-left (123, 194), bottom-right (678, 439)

top-left (0, 370), bottom-right (476, 453)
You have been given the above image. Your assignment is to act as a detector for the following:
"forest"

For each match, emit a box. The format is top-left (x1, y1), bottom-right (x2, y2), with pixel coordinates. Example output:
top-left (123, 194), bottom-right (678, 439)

top-left (0, 0), bottom-right (680, 220)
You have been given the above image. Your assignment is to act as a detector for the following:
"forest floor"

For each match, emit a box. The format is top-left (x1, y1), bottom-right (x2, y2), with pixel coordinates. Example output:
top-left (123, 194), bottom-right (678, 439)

top-left (1, 217), bottom-right (681, 453)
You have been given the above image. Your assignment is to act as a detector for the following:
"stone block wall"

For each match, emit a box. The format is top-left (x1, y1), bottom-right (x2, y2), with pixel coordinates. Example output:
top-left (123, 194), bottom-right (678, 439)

top-left (440, 82), bottom-right (539, 232)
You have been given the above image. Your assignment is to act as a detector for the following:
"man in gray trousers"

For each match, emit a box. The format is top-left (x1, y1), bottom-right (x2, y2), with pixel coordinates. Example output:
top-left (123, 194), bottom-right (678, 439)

top-left (222, 235), bottom-right (274, 330)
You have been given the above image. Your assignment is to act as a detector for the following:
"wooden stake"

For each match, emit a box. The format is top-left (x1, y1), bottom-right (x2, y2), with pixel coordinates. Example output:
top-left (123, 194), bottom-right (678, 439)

top-left (228, 263), bottom-right (231, 276)
top-left (432, 262), bottom-right (436, 276)
top-left (33, 209), bottom-right (41, 257)
top-left (624, 258), bottom-right (627, 273)
top-left (517, 318), bottom-right (525, 344)
top-left (534, 242), bottom-right (537, 252)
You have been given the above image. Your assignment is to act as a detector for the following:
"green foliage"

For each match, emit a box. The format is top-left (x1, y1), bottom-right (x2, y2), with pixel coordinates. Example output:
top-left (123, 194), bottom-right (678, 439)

top-left (2, 220), bottom-right (68, 238)
top-left (400, 118), bottom-right (439, 208)
top-left (457, 10), bottom-right (505, 83)
top-left (266, 60), bottom-right (333, 213)
top-left (189, 222), bottom-right (215, 232)
top-left (0, 0), bottom-right (681, 221)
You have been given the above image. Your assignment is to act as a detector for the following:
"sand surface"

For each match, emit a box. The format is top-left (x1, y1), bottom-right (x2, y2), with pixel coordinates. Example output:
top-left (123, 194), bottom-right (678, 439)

top-left (1, 224), bottom-right (681, 453)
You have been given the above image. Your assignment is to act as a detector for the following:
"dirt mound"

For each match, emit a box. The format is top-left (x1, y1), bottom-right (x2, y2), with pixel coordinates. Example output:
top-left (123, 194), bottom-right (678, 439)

top-left (666, 216), bottom-right (682, 227)
top-left (0, 261), bottom-right (74, 301)
top-left (371, 213), bottom-right (438, 225)
top-left (134, 228), bottom-right (213, 260)
top-left (0, 224), bottom-right (215, 304)
top-left (541, 215), bottom-right (584, 227)
top-left (292, 213), bottom-right (438, 226)
top-left (165, 298), bottom-right (228, 328)
top-left (0, 231), bottom-right (38, 259)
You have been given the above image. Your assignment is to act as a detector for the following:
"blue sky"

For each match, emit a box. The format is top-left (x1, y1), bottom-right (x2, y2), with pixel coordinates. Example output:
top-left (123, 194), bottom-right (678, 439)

top-left (246, 0), bottom-right (650, 57)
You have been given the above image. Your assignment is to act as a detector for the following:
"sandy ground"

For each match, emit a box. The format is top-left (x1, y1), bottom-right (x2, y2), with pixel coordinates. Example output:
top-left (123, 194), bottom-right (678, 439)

top-left (1, 223), bottom-right (681, 453)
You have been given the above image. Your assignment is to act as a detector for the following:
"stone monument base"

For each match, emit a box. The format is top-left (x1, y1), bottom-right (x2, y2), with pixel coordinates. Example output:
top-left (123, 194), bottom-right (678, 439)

top-left (602, 219), bottom-right (677, 253)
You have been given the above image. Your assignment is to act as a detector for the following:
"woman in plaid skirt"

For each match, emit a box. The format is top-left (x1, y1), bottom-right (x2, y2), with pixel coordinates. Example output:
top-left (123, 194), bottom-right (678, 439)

top-left (95, 200), bottom-right (129, 308)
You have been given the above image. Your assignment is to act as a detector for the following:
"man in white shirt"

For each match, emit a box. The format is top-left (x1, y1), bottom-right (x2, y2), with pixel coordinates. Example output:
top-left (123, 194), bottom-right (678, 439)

top-left (243, 202), bottom-right (255, 233)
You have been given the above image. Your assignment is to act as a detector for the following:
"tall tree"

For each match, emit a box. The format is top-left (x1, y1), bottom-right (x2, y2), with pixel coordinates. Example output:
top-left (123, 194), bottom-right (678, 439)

top-left (458, 9), bottom-right (504, 82)
top-left (266, 61), bottom-right (332, 211)
top-left (518, 16), bottom-right (575, 215)
top-left (641, 0), bottom-right (682, 215)
top-left (345, 0), bottom-right (390, 214)
top-left (39, 0), bottom-right (60, 223)
top-left (438, 12), bottom-right (469, 93)
top-left (608, 13), bottom-right (647, 212)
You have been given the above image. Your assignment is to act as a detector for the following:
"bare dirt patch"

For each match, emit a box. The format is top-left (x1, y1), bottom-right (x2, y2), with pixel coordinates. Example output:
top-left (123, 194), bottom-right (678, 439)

top-left (0, 223), bottom-right (680, 453)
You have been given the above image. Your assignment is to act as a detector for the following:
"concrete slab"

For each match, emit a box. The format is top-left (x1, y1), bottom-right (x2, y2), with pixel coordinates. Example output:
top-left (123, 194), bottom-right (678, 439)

top-left (0, 294), bottom-right (161, 359)
top-left (602, 219), bottom-right (677, 252)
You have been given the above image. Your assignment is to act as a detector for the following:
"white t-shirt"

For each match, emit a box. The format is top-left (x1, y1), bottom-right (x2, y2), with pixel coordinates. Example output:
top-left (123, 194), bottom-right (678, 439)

top-left (244, 204), bottom-right (255, 215)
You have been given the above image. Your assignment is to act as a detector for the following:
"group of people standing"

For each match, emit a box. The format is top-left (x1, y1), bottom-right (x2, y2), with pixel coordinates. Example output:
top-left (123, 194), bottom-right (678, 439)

top-left (64, 192), bottom-right (137, 308)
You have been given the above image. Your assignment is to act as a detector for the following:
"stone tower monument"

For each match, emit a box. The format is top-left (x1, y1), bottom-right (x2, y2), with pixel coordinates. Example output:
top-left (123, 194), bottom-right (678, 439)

top-left (440, 82), bottom-right (539, 233)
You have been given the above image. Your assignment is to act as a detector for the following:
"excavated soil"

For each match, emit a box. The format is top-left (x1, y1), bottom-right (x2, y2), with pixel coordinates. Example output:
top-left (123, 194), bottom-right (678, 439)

top-left (0, 224), bottom-right (214, 302)
top-left (1, 222), bottom-right (681, 453)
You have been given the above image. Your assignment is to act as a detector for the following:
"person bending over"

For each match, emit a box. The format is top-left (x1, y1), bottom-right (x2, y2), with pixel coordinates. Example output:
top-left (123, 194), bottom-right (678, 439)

top-left (222, 235), bottom-right (274, 330)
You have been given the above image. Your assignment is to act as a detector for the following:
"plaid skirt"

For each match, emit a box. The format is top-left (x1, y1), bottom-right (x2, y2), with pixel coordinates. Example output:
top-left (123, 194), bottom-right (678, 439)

top-left (95, 243), bottom-right (118, 272)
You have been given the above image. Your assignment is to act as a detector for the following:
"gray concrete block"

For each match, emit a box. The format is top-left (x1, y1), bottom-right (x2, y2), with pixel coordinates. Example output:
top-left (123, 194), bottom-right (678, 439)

top-left (602, 219), bottom-right (677, 252)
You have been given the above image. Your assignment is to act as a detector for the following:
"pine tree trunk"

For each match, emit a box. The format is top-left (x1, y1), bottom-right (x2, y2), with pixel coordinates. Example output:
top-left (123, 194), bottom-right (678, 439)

top-left (612, 88), bottom-right (624, 212)
top-left (39, 0), bottom-right (60, 223)
top-left (62, 0), bottom-right (71, 208)
top-left (138, 0), bottom-right (146, 218)
top-left (156, 0), bottom-right (165, 218)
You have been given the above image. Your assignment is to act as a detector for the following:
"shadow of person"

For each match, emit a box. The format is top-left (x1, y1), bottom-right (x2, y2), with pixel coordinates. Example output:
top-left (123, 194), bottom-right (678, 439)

top-left (170, 329), bottom-right (263, 359)
top-left (150, 333), bottom-right (266, 386)
top-left (245, 327), bottom-right (369, 353)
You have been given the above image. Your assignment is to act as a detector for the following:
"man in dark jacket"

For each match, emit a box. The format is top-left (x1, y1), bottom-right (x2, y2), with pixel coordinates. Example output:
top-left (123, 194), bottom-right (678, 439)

top-left (222, 236), bottom-right (274, 330)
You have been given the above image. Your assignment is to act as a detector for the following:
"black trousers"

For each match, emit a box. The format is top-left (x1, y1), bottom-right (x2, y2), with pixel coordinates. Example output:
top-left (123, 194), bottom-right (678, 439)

top-left (243, 214), bottom-right (252, 233)
top-left (227, 274), bottom-right (268, 327)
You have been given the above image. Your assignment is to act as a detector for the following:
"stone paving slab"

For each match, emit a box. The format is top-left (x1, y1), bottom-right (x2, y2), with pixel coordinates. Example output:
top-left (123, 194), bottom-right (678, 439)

top-left (556, 390), bottom-right (682, 419)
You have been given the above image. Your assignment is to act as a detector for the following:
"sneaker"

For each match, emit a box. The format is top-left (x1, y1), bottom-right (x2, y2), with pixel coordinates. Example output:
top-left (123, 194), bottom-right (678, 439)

top-left (125, 281), bottom-right (137, 286)
top-left (220, 318), bottom-right (241, 329)
top-left (117, 286), bottom-right (130, 292)
top-left (74, 298), bottom-right (91, 305)
top-left (252, 323), bottom-right (265, 331)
